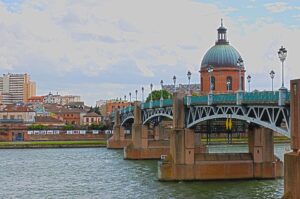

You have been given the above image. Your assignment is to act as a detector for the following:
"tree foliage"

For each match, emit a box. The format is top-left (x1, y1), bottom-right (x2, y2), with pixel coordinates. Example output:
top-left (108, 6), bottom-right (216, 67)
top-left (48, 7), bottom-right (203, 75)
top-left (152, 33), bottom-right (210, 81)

top-left (88, 106), bottom-right (101, 115)
top-left (27, 124), bottom-right (46, 130)
top-left (145, 90), bottom-right (172, 102)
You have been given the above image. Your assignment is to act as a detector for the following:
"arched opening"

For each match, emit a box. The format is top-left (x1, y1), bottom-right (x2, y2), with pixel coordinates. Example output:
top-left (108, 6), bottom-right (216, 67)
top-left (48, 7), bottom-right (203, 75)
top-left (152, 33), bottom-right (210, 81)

top-left (211, 76), bottom-right (215, 90)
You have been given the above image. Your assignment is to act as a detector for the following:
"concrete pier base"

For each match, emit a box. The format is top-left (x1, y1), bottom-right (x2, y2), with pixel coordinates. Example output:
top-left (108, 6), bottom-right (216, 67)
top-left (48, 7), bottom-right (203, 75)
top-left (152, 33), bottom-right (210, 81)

top-left (107, 138), bottom-right (132, 149)
top-left (284, 152), bottom-right (300, 198)
top-left (124, 138), bottom-right (170, 159)
top-left (158, 153), bottom-right (283, 181)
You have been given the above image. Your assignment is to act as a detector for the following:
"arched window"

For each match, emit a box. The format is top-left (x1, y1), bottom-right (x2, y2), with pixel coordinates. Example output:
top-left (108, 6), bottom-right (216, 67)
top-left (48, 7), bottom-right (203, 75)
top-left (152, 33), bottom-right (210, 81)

top-left (241, 76), bottom-right (244, 90)
top-left (226, 76), bottom-right (232, 91)
top-left (211, 76), bottom-right (215, 90)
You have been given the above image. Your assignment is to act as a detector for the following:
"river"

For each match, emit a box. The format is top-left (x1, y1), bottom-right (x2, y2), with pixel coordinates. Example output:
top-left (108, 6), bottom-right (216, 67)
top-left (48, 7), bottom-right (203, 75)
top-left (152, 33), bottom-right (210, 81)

top-left (0, 144), bottom-right (289, 199)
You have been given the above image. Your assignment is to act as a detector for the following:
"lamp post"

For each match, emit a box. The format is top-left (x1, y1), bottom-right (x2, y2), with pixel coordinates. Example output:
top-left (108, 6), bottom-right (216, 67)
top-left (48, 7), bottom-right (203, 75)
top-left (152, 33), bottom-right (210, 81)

top-left (124, 95), bottom-right (126, 101)
top-left (247, 75), bottom-right (251, 92)
top-left (187, 71), bottom-right (192, 95)
top-left (237, 57), bottom-right (244, 91)
top-left (141, 87), bottom-right (144, 103)
top-left (207, 65), bottom-right (214, 94)
top-left (226, 81), bottom-right (230, 93)
top-left (160, 80), bottom-right (164, 107)
top-left (278, 46), bottom-right (287, 106)
top-left (187, 71), bottom-right (192, 106)
top-left (207, 65), bottom-right (214, 105)
top-left (236, 57), bottom-right (244, 105)
top-left (270, 70), bottom-right (275, 92)
top-left (129, 92), bottom-right (131, 102)
top-left (150, 83), bottom-right (153, 108)
top-left (173, 75), bottom-right (176, 92)
top-left (135, 90), bottom-right (138, 101)
top-left (278, 46), bottom-right (287, 88)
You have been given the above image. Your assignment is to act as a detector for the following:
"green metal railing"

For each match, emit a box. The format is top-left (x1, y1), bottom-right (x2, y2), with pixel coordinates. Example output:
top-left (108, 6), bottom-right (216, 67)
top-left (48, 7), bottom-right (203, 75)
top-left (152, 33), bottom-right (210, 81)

top-left (116, 91), bottom-right (291, 115)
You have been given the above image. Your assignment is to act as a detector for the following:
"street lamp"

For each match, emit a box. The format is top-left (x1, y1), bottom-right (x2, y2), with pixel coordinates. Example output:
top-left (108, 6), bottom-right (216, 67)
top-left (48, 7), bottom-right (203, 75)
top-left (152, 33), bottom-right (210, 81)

top-left (150, 83), bottom-right (153, 108)
top-left (278, 46), bottom-right (287, 88)
top-left (237, 57), bottom-right (244, 91)
top-left (135, 90), bottom-right (138, 101)
top-left (226, 80), bottom-right (230, 93)
top-left (124, 95), bottom-right (126, 101)
top-left (247, 75), bottom-right (251, 92)
top-left (187, 71), bottom-right (192, 95)
top-left (173, 75), bottom-right (176, 92)
top-left (160, 80), bottom-right (164, 107)
top-left (141, 87), bottom-right (144, 103)
top-left (129, 92), bottom-right (131, 102)
top-left (207, 65), bottom-right (214, 94)
top-left (187, 71), bottom-right (192, 106)
top-left (270, 70), bottom-right (275, 92)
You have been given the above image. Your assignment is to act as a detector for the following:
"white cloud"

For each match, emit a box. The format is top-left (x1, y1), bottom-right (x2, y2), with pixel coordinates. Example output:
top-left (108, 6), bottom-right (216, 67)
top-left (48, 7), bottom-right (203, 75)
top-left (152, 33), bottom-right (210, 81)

top-left (0, 0), bottom-right (299, 105)
top-left (264, 2), bottom-right (292, 13)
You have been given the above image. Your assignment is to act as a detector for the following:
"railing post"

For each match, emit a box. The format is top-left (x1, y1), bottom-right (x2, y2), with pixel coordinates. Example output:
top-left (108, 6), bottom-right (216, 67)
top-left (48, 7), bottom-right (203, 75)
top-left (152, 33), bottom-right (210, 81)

top-left (236, 90), bottom-right (244, 105)
top-left (208, 93), bottom-right (213, 105)
top-left (278, 87), bottom-right (287, 106)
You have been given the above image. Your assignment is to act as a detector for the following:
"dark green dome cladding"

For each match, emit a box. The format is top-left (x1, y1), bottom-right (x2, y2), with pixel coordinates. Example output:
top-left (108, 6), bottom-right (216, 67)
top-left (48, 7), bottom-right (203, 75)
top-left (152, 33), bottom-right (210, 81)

top-left (201, 44), bottom-right (242, 68)
top-left (201, 20), bottom-right (243, 69)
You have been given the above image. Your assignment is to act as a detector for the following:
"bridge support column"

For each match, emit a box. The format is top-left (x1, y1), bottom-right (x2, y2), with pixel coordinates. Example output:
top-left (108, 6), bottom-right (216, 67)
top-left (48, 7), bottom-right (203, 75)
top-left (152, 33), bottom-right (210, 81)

top-left (284, 79), bottom-right (300, 198)
top-left (124, 101), bottom-right (169, 159)
top-left (107, 109), bottom-right (131, 149)
top-left (248, 126), bottom-right (283, 178)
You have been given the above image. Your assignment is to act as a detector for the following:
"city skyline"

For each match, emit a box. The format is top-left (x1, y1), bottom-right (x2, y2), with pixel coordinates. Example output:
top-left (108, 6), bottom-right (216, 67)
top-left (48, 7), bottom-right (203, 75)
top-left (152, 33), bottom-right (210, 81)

top-left (0, 0), bottom-right (299, 105)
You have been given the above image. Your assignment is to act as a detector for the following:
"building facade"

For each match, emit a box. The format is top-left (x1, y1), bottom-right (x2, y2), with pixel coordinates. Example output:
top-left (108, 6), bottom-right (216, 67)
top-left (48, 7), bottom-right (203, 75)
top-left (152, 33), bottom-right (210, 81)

top-left (200, 21), bottom-right (245, 94)
top-left (0, 73), bottom-right (36, 104)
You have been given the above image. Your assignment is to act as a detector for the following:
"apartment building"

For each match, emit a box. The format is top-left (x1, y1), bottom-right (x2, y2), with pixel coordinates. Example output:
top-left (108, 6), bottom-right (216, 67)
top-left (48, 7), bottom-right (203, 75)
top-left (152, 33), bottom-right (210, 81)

top-left (0, 73), bottom-right (36, 104)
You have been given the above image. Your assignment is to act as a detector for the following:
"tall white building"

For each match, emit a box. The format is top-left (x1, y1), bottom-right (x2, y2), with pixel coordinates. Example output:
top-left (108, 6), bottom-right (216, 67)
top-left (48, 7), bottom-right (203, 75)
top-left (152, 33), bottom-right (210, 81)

top-left (0, 73), bottom-right (36, 104)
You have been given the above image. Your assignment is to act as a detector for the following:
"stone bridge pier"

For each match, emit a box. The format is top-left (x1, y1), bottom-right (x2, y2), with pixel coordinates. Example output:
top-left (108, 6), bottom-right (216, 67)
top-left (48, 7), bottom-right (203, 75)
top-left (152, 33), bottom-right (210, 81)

top-left (284, 79), bottom-right (300, 198)
top-left (124, 101), bottom-right (170, 160)
top-left (158, 92), bottom-right (282, 181)
top-left (107, 109), bottom-right (132, 149)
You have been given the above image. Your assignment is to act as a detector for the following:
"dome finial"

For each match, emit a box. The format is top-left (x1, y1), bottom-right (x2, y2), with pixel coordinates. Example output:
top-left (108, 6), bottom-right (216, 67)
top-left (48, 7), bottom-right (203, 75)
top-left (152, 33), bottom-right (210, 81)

top-left (221, 18), bottom-right (223, 27)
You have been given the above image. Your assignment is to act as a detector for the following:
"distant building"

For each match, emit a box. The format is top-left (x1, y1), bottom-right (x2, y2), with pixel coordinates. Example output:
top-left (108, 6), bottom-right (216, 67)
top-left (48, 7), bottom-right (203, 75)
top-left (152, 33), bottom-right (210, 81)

top-left (163, 84), bottom-right (200, 95)
top-left (43, 93), bottom-right (81, 105)
top-left (34, 116), bottom-right (65, 127)
top-left (83, 112), bottom-right (101, 126)
top-left (104, 100), bottom-right (130, 116)
top-left (0, 73), bottom-right (36, 104)
top-left (0, 104), bottom-right (36, 124)
top-left (28, 96), bottom-right (44, 103)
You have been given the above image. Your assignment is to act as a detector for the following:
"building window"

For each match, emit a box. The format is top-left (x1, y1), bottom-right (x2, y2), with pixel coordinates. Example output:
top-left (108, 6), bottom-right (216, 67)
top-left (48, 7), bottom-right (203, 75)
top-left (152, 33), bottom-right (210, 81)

top-left (91, 118), bottom-right (94, 123)
top-left (241, 76), bottom-right (244, 90)
top-left (10, 115), bottom-right (15, 120)
top-left (211, 76), bottom-right (215, 90)
top-left (226, 76), bottom-right (232, 91)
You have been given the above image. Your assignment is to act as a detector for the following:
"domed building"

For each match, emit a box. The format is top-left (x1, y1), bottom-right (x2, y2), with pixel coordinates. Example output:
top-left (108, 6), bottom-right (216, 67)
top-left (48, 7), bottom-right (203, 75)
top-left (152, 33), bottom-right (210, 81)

top-left (200, 20), bottom-right (245, 94)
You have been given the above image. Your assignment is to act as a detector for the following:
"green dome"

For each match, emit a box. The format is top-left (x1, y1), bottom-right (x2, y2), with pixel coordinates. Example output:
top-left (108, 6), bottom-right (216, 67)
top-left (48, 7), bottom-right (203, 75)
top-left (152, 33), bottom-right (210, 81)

top-left (201, 20), bottom-right (243, 69)
top-left (201, 44), bottom-right (242, 68)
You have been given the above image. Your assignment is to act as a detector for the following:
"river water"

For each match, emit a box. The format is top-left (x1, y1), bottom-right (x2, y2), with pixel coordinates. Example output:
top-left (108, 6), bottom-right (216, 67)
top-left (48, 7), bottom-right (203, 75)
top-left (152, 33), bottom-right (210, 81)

top-left (0, 144), bottom-right (289, 199)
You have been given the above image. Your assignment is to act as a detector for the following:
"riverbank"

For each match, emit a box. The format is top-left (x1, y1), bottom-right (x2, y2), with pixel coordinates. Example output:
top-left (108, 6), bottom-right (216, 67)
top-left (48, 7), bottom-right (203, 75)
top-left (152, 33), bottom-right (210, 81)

top-left (201, 136), bottom-right (290, 145)
top-left (0, 140), bottom-right (107, 149)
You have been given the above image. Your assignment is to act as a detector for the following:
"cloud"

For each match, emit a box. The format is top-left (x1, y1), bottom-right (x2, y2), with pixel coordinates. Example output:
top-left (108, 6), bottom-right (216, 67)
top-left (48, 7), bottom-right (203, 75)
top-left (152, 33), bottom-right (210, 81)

top-left (0, 0), bottom-right (298, 105)
top-left (264, 2), bottom-right (292, 13)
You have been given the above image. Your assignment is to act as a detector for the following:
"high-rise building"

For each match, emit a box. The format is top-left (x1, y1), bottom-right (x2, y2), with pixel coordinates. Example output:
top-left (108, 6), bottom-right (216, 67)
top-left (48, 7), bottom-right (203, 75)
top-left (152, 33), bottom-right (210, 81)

top-left (0, 73), bottom-right (36, 104)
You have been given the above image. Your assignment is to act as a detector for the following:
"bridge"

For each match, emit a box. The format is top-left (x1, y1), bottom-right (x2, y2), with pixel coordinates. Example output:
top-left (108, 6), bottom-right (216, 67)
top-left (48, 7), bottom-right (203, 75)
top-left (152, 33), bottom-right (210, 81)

top-left (119, 91), bottom-right (290, 137)
top-left (107, 81), bottom-right (300, 197)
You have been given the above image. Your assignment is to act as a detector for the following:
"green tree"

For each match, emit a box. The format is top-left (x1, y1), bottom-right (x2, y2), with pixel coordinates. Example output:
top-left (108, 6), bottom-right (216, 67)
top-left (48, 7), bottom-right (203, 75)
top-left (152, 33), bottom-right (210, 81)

top-left (63, 124), bottom-right (74, 130)
top-left (27, 124), bottom-right (46, 130)
top-left (145, 90), bottom-right (172, 102)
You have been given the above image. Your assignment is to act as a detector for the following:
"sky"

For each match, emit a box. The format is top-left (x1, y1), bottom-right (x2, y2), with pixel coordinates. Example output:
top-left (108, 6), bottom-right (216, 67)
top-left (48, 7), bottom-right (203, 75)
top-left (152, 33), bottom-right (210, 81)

top-left (0, 0), bottom-right (299, 105)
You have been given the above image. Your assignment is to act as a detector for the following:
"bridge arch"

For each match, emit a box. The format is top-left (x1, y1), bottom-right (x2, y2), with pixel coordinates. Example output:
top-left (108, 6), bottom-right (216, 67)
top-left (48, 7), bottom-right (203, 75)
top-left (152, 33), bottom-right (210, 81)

top-left (143, 114), bottom-right (173, 125)
top-left (186, 105), bottom-right (290, 138)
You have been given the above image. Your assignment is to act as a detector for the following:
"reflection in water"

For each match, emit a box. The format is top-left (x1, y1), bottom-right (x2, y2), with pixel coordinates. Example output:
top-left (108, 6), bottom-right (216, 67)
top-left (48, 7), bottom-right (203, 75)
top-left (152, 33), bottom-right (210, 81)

top-left (0, 143), bottom-right (288, 199)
